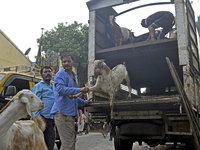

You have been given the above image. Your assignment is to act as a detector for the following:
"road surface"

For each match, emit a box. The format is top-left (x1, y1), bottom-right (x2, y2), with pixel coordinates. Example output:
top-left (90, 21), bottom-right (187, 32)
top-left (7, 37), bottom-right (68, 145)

top-left (54, 132), bottom-right (114, 150)
top-left (54, 132), bottom-right (186, 150)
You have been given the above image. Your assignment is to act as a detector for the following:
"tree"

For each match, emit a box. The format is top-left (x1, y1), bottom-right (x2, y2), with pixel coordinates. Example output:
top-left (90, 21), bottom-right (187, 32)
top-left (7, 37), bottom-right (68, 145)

top-left (37, 21), bottom-right (89, 86)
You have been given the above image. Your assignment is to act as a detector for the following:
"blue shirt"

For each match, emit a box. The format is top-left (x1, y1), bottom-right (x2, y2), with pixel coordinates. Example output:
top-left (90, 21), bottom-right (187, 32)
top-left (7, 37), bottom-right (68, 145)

top-left (32, 80), bottom-right (55, 119)
top-left (51, 68), bottom-right (88, 117)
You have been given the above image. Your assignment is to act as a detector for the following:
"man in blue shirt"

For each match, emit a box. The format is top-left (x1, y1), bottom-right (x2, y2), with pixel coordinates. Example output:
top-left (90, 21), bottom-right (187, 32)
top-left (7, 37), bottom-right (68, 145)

top-left (32, 66), bottom-right (55, 150)
top-left (51, 52), bottom-right (91, 150)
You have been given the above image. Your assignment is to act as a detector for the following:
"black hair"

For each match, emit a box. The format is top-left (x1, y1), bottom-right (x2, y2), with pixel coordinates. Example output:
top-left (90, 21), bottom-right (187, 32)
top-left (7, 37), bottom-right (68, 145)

top-left (40, 66), bottom-right (52, 75)
top-left (61, 52), bottom-right (74, 61)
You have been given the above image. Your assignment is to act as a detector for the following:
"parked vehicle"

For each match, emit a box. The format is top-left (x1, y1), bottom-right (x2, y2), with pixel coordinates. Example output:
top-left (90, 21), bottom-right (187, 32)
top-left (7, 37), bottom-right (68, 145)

top-left (0, 65), bottom-right (42, 111)
top-left (86, 0), bottom-right (200, 149)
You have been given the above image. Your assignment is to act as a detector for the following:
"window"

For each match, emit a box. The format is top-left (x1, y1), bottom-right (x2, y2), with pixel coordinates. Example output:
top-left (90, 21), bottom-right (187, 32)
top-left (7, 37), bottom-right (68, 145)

top-left (0, 73), bottom-right (6, 82)
top-left (9, 79), bottom-right (29, 92)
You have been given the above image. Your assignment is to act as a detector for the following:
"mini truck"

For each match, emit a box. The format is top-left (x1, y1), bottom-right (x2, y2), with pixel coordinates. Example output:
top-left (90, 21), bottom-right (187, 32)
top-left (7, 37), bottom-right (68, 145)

top-left (86, 0), bottom-right (200, 149)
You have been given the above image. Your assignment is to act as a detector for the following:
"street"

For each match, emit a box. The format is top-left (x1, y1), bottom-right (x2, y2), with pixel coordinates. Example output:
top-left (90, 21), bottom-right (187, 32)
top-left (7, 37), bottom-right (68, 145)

top-left (76, 132), bottom-right (114, 150)
top-left (54, 132), bottom-right (115, 150)
top-left (54, 132), bottom-right (186, 150)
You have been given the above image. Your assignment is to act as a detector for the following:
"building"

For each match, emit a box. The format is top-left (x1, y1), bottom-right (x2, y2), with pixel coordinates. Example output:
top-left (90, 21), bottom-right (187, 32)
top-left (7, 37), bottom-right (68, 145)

top-left (0, 29), bottom-right (31, 67)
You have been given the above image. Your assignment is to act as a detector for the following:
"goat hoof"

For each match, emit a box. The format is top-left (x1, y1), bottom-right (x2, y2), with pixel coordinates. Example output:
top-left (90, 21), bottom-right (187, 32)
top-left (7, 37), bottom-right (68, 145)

top-left (68, 95), bottom-right (73, 99)
top-left (111, 117), bottom-right (114, 122)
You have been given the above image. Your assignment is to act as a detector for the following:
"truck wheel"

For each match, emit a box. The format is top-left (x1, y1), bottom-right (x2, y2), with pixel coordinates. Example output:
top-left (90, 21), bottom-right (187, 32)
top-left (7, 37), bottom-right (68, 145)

top-left (146, 139), bottom-right (161, 147)
top-left (114, 127), bottom-right (132, 150)
top-left (114, 138), bottom-right (133, 150)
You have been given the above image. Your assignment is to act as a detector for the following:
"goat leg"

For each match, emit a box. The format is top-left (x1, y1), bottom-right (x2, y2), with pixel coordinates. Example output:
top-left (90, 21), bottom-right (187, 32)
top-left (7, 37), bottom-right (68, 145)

top-left (125, 74), bottom-right (131, 99)
top-left (89, 77), bottom-right (101, 91)
top-left (110, 94), bottom-right (115, 122)
top-left (68, 82), bottom-right (101, 99)
top-left (68, 92), bottom-right (84, 99)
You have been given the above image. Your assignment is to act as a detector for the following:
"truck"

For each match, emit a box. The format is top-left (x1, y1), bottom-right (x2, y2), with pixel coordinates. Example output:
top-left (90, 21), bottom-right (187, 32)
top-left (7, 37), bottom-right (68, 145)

top-left (86, 0), bottom-right (200, 149)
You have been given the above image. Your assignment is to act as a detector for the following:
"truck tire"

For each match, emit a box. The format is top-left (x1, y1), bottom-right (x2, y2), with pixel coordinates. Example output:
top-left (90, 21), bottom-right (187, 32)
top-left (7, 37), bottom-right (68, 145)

top-left (114, 138), bottom-right (133, 150)
top-left (114, 127), bottom-right (133, 150)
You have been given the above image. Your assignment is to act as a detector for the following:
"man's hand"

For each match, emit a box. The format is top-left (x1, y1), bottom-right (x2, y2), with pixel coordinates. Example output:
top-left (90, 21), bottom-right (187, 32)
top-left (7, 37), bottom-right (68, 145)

top-left (80, 87), bottom-right (89, 93)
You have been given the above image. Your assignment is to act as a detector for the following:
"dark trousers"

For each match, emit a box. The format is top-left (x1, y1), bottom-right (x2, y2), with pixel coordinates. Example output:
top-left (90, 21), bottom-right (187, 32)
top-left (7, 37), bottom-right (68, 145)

top-left (42, 117), bottom-right (55, 150)
top-left (84, 122), bottom-right (88, 133)
top-left (110, 126), bottom-right (112, 140)
top-left (154, 12), bottom-right (174, 34)
top-left (110, 130), bottom-right (112, 140)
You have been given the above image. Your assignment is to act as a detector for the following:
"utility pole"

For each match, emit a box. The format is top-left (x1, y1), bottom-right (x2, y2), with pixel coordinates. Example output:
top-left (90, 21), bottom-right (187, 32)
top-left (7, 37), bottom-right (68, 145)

top-left (41, 28), bottom-right (44, 35)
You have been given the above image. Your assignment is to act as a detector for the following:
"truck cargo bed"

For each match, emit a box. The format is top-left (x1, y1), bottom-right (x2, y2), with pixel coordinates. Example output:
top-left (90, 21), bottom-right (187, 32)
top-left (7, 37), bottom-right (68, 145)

top-left (87, 95), bottom-right (181, 113)
top-left (95, 38), bottom-right (182, 96)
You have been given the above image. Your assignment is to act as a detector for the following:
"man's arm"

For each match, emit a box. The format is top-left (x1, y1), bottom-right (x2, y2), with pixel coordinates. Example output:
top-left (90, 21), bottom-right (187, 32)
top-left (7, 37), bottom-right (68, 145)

top-left (54, 74), bottom-right (81, 96)
top-left (31, 85), bottom-right (42, 116)
top-left (77, 97), bottom-right (92, 107)
top-left (31, 84), bottom-right (42, 100)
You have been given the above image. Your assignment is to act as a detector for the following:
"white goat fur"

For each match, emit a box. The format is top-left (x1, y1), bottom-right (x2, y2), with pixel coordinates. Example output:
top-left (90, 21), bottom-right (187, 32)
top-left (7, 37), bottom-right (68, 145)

top-left (70, 60), bottom-right (131, 121)
top-left (91, 60), bottom-right (131, 120)
top-left (0, 89), bottom-right (47, 150)
top-left (169, 29), bottom-right (177, 39)
top-left (109, 15), bottom-right (133, 46)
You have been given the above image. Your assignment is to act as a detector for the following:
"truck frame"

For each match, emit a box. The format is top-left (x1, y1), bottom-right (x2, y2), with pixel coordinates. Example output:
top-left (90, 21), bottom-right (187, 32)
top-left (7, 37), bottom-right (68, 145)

top-left (86, 0), bottom-right (200, 149)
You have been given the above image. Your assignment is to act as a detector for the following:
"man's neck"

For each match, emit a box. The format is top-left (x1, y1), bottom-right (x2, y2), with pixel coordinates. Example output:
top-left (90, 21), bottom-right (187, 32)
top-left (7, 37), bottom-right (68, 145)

top-left (66, 69), bottom-right (75, 81)
top-left (66, 69), bottom-right (73, 75)
top-left (44, 80), bottom-right (51, 86)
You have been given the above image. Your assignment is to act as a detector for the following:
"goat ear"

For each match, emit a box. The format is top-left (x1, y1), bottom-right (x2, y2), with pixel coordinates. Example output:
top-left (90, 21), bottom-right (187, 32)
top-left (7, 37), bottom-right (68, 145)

top-left (19, 96), bottom-right (31, 116)
top-left (18, 92), bottom-right (24, 99)
top-left (100, 59), bottom-right (105, 62)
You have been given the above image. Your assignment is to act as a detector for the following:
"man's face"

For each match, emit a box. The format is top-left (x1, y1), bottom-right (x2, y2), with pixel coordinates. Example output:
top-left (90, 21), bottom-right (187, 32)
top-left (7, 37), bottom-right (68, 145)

top-left (62, 56), bottom-right (74, 71)
top-left (41, 68), bottom-right (52, 81)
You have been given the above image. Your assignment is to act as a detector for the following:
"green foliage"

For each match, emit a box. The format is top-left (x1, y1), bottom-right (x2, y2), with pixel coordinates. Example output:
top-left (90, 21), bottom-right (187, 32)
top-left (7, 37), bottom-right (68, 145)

top-left (37, 21), bottom-right (89, 86)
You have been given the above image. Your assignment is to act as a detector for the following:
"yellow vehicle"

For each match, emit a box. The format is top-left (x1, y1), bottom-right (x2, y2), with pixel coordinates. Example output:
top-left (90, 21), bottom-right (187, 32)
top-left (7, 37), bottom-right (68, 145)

top-left (0, 65), bottom-right (42, 110)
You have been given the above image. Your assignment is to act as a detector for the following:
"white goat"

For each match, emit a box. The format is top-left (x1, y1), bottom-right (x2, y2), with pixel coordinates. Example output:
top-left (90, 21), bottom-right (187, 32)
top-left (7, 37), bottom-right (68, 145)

top-left (70, 60), bottom-right (131, 121)
top-left (0, 89), bottom-right (47, 150)
top-left (109, 15), bottom-right (133, 46)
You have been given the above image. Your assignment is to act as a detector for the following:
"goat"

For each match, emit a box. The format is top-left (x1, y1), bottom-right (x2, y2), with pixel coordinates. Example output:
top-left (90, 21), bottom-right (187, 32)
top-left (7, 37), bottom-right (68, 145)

top-left (109, 15), bottom-right (133, 46)
top-left (169, 29), bottom-right (177, 39)
top-left (0, 89), bottom-right (47, 150)
top-left (132, 30), bottom-right (162, 43)
top-left (70, 60), bottom-right (131, 121)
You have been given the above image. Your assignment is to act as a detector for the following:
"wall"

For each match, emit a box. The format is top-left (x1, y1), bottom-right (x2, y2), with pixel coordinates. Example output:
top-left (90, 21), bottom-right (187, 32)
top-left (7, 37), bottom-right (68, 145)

top-left (0, 29), bottom-right (31, 67)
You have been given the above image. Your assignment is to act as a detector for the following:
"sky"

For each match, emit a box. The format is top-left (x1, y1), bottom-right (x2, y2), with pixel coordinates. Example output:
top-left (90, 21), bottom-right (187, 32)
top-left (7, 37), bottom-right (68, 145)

top-left (1, 0), bottom-right (200, 62)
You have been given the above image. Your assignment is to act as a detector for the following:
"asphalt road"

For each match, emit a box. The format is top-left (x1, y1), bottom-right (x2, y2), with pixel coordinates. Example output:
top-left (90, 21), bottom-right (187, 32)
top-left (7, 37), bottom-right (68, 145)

top-left (76, 132), bottom-right (114, 150)
top-left (53, 132), bottom-right (152, 150)
top-left (53, 132), bottom-right (186, 150)
top-left (54, 132), bottom-right (115, 150)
